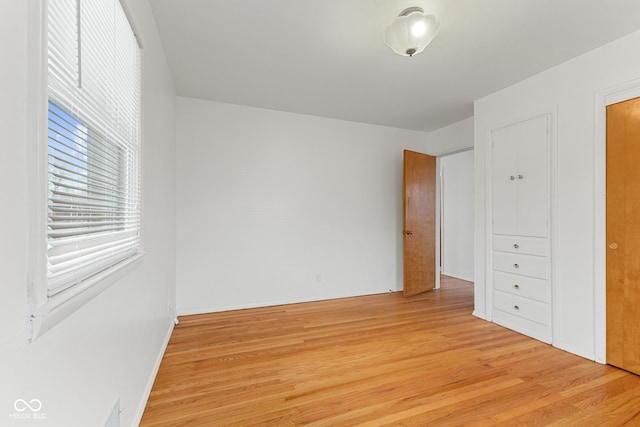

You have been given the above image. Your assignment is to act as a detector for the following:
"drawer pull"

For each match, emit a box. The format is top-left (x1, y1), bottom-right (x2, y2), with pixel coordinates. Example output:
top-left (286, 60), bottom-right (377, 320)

top-left (518, 174), bottom-right (524, 180)
top-left (513, 284), bottom-right (520, 289)
top-left (510, 175), bottom-right (516, 181)
top-left (513, 243), bottom-right (519, 249)
top-left (513, 263), bottom-right (519, 269)
top-left (514, 305), bottom-right (520, 310)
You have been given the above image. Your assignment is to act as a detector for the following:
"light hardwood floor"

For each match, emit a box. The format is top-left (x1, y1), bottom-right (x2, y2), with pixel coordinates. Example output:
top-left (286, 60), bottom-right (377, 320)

top-left (141, 276), bottom-right (640, 426)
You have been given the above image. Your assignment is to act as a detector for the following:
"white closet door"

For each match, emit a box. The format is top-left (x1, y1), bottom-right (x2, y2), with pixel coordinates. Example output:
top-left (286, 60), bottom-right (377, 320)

top-left (517, 116), bottom-right (548, 237)
top-left (492, 125), bottom-right (518, 235)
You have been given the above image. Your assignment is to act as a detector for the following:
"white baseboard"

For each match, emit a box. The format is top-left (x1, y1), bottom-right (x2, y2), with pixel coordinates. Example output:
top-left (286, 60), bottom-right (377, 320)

top-left (472, 310), bottom-right (486, 320)
top-left (554, 341), bottom-right (596, 362)
top-left (131, 317), bottom-right (175, 426)
top-left (177, 290), bottom-right (394, 317)
top-left (441, 271), bottom-right (474, 282)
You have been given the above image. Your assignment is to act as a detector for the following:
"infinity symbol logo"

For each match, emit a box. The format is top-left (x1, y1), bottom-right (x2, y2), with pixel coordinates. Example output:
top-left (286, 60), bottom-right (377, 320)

top-left (14, 399), bottom-right (42, 412)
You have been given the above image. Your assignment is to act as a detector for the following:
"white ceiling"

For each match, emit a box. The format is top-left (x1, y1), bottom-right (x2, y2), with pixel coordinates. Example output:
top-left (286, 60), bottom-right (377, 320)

top-left (149, 0), bottom-right (640, 132)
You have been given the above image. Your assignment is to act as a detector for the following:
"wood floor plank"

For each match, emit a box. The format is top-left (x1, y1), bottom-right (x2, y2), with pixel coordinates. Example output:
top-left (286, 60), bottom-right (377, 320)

top-left (141, 276), bottom-right (640, 426)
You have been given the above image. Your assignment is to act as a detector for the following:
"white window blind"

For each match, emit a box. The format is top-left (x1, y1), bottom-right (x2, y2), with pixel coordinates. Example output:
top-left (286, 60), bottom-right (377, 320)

top-left (47, 0), bottom-right (141, 297)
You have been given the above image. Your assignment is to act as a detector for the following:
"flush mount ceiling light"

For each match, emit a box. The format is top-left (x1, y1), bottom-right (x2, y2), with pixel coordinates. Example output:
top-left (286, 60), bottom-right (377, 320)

top-left (384, 6), bottom-right (440, 57)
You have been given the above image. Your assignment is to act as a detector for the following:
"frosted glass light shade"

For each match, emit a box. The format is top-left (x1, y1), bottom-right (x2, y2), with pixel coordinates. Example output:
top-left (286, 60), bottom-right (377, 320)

top-left (384, 8), bottom-right (440, 57)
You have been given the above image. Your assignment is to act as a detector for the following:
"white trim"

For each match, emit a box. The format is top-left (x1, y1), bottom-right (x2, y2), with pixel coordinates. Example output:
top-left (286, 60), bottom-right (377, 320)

top-left (27, 0), bottom-right (49, 311)
top-left (555, 342), bottom-right (596, 362)
top-left (548, 108), bottom-right (560, 347)
top-left (472, 310), bottom-right (487, 320)
top-left (483, 127), bottom-right (493, 319)
top-left (434, 156), bottom-right (441, 290)
top-left (439, 147), bottom-right (474, 158)
top-left (131, 318), bottom-right (175, 427)
top-left (117, 0), bottom-right (144, 49)
top-left (593, 79), bottom-right (640, 364)
top-left (30, 254), bottom-right (144, 340)
top-left (441, 272), bottom-right (474, 283)
top-left (103, 398), bottom-right (121, 427)
top-left (178, 290), bottom-right (397, 317)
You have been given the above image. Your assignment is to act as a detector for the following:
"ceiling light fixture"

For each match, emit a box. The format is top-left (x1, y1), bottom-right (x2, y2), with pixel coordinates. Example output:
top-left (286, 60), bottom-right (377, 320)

top-left (384, 6), bottom-right (440, 57)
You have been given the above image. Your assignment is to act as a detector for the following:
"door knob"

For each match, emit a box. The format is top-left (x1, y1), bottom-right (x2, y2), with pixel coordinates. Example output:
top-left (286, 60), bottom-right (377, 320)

top-left (609, 242), bottom-right (619, 250)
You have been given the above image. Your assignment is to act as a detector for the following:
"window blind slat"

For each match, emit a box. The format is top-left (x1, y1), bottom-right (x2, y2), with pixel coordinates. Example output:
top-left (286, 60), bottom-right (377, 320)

top-left (49, 235), bottom-right (139, 266)
top-left (48, 229), bottom-right (138, 250)
top-left (50, 171), bottom-right (130, 197)
top-left (48, 158), bottom-right (135, 194)
top-left (47, 247), bottom-right (139, 296)
top-left (49, 110), bottom-right (128, 170)
top-left (47, 0), bottom-right (141, 297)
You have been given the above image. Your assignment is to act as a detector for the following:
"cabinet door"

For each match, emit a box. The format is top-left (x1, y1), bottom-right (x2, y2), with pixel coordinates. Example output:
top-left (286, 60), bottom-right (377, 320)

top-left (517, 116), bottom-right (548, 237)
top-left (492, 125), bottom-right (518, 235)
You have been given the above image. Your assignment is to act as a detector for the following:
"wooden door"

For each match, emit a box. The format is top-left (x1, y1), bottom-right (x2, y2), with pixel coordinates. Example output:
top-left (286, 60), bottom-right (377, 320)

top-left (607, 96), bottom-right (640, 374)
top-left (403, 150), bottom-right (436, 296)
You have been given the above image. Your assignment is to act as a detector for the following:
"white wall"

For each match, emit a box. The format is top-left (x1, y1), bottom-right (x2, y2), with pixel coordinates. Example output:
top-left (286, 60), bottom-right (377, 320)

top-left (0, 1), bottom-right (176, 426)
top-left (441, 150), bottom-right (474, 282)
top-left (474, 29), bottom-right (640, 360)
top-left (176, 97), bottom-right (436, 314)
top-left (427, 117), bottom-right (474, 155)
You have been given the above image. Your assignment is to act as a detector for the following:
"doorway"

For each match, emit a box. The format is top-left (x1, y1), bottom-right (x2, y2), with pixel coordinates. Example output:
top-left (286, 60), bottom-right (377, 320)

top-left (440, 150), bottom-right (474, 283)
top-left (402, 149), bottom-right (475, 297)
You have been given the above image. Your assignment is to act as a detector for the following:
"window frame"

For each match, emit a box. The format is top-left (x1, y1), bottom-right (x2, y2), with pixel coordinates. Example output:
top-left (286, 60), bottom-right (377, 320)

top-left (27, 0), bottom-right (144, 340)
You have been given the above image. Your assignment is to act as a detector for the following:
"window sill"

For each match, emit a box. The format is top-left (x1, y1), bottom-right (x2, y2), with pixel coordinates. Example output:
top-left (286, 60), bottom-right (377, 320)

top-left (29, 253), bottom-right (144, 341)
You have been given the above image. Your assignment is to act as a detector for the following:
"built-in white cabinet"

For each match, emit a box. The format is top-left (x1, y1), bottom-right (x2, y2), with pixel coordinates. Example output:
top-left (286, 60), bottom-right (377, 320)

top-left (492, 116), bottom-right (548, 237)
top-left (490, 115), bottom-right (551, 343)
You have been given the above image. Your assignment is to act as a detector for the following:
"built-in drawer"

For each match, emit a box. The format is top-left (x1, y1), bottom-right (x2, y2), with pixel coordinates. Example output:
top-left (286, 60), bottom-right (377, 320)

top-left (493, 252), bottom-right (548, 280)
top-left (493, 235), bottom-right (548, 256)
top-left (493, 291), bottom-right (549, 325)
top-left (493, 271), bottom-right (548, 302)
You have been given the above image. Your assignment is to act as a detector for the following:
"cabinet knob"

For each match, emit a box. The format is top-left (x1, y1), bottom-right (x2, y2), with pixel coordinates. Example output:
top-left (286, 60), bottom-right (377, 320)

top-left (514, 305), bottom-right (520, 310)
top-left (609, 242), bottom-right (618, 250)
top-left (513, 284), bottom-right (520, 289)
top-left (513, 263), bottom-right (519, 269)
top-left (513, 243), bottom-right (519, 249)
top-left (510, 175), bottom-right (515, 181)
top-left (518, 174), bottom-right (524, 179)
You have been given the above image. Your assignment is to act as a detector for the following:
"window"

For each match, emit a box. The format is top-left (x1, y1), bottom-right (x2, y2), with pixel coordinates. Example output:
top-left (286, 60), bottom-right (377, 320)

top-left (31, 0), bottom-right (141, 334)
